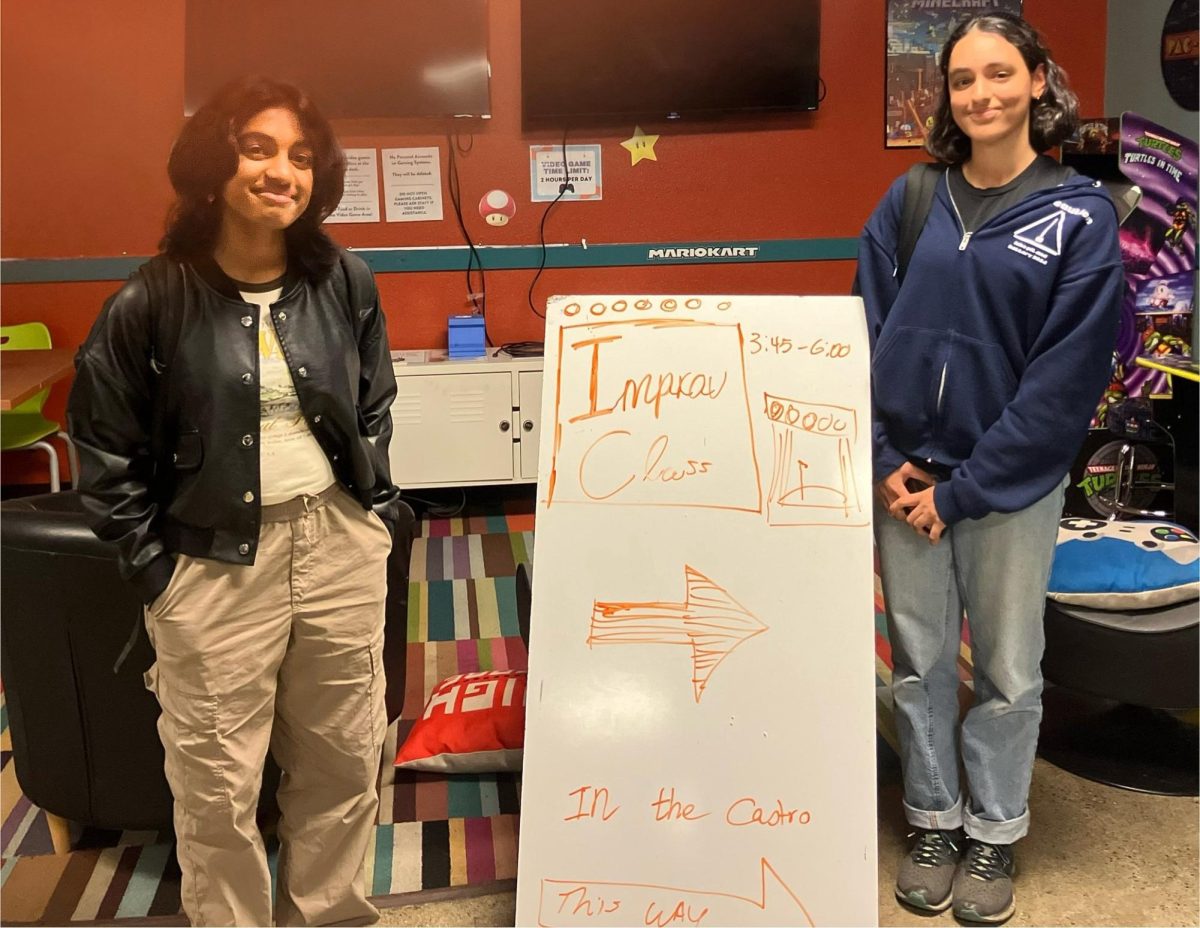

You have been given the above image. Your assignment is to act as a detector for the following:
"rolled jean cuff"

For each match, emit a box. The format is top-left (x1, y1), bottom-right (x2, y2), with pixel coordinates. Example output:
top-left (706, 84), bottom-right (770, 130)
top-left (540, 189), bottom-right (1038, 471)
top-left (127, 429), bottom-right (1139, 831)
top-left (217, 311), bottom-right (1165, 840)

top-left (964, 806), bottom-right (1030, 845)
top-left (903, 795), bottom-right (963, 831)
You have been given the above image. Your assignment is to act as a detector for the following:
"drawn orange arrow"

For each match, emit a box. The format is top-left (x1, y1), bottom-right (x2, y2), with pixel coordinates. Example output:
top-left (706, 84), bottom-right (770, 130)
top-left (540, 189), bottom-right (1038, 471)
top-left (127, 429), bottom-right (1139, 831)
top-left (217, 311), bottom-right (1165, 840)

top-left (588, 566), bottom-right (767, 702)
top-left (537, 857), bottom-right (814, 927)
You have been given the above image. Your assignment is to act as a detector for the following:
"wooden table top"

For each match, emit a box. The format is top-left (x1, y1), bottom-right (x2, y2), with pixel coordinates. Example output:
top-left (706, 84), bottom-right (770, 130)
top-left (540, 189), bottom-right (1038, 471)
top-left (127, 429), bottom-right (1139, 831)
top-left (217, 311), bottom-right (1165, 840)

top-left (1, 347), bottom-right (77, 411)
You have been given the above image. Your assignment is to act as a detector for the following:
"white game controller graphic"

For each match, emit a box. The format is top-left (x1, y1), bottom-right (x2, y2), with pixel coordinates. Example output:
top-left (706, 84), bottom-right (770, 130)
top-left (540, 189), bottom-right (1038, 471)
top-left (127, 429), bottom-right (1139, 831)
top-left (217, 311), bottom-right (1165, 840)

top-left (1058, 517), bottom-right (1198, 567)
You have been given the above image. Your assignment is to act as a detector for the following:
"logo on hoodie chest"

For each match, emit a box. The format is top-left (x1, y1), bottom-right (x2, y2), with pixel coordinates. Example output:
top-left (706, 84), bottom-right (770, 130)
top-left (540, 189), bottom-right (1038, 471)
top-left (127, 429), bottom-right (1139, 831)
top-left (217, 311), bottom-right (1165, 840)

top-left (1007, 200), bottom-right (1093, 266)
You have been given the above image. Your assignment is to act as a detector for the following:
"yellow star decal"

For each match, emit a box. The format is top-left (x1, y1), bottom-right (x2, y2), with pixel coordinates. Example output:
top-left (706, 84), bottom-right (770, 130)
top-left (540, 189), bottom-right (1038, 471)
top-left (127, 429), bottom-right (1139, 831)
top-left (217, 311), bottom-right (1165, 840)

top-left (620, 126), bottom-right (659, 165)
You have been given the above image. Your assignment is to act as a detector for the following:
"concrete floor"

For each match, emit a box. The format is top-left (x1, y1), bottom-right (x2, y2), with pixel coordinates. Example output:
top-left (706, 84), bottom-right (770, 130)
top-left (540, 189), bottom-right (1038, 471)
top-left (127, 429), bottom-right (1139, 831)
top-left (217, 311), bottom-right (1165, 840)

top-left (376, 757), bottom-right (1199, 927)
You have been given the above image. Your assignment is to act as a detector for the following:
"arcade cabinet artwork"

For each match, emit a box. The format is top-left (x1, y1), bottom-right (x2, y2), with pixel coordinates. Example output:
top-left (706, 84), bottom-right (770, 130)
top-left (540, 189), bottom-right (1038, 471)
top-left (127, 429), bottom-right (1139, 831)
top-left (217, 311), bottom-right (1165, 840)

top-left (1060, 114), bottom-right (1197, 518)
top-left (884, 0), bottom-right (1023, 148)
top-left (1109, 113), bottom-right (1196, 405)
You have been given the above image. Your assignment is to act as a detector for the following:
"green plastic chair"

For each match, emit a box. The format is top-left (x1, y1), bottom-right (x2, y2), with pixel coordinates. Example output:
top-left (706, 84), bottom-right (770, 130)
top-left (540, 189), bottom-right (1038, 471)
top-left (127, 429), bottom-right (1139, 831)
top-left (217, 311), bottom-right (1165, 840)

top-left (1, 323), bottom-right (78, 492)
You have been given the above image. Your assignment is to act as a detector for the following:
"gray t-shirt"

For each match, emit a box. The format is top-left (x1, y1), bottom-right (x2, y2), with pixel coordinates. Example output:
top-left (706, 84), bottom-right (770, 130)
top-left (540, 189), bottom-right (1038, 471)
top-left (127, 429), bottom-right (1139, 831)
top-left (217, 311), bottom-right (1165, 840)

top-left (949, 154), bottom-right (1076, 234)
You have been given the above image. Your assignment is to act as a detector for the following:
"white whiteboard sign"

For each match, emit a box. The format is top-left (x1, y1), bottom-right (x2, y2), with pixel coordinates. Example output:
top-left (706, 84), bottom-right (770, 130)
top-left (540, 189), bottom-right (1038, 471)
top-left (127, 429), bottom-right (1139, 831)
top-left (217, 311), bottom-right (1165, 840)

top-left (516, 295), bottom-right (878, 928)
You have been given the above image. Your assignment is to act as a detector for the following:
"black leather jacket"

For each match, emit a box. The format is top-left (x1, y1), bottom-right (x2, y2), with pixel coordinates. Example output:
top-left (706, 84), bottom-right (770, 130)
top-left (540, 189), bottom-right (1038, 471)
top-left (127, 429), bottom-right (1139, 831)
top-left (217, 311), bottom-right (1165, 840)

top-left (67, 250), bottom-right (400, 604)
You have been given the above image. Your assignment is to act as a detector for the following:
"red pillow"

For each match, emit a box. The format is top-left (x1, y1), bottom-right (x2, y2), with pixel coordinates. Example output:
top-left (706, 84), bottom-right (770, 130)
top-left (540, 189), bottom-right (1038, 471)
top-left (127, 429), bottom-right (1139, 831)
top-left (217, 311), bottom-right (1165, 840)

top-left (394, 670), bottom-right (526, 773)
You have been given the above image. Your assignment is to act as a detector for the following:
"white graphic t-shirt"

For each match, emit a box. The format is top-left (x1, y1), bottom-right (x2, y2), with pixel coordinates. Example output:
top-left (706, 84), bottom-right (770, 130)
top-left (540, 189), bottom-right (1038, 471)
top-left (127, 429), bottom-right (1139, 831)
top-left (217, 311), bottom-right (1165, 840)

top-left (239, 282), bottom-right (336, 505)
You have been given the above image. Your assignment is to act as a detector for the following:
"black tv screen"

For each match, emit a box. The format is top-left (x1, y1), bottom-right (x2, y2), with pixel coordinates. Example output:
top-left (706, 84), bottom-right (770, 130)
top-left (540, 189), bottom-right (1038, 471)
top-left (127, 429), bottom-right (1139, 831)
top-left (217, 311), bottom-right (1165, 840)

top-left (521, 0), bottom-right (820, 123)
top-left (185, 0), bottom-right (491, 119)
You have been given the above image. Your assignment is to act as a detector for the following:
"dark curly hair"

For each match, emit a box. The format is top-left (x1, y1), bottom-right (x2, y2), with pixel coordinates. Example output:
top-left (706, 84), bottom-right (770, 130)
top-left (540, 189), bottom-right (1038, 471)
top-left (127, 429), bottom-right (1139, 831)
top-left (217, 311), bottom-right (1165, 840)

top-left (925, 12), bottom-right (1079, 165)
top-left (160, 76), bottom-right (346, 279)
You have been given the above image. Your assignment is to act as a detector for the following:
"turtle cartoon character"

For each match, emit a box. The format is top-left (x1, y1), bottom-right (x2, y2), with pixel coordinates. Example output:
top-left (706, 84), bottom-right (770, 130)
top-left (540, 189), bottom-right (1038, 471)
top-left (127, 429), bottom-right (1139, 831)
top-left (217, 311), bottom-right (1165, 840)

top-left (1142, 326), bottom-right (1189, 356)
top-left (1164, 197), bottom-right (1196, 252)
top-left (1094, 354), bottom-right (1127, 428)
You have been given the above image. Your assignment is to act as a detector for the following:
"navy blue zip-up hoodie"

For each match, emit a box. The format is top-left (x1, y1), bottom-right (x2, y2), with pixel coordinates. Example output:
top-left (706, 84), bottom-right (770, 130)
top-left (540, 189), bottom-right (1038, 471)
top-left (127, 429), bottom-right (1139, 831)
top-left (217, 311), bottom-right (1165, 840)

top-left (857, 170), bottom-right (1123, 526)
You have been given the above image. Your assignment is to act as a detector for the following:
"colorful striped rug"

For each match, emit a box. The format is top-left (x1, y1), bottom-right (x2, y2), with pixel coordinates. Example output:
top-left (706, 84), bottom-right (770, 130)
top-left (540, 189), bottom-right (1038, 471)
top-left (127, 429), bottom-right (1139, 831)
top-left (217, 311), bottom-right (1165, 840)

top-left (0, 491), bottom-right (535, 925)
top-left (0, 490), bottom-right (973, 924)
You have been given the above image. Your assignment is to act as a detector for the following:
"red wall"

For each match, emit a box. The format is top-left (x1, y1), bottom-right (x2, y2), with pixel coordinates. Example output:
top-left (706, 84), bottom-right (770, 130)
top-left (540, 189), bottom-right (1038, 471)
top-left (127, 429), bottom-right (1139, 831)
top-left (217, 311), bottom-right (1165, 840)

top-left (1, 0), bottom-right (1108, 483)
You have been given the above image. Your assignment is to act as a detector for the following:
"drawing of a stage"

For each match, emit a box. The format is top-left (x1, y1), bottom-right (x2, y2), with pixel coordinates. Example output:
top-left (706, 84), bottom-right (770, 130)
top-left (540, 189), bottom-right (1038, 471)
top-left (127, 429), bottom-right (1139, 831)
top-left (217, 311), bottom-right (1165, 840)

top-left (762, 392), bottom-right (866, 527)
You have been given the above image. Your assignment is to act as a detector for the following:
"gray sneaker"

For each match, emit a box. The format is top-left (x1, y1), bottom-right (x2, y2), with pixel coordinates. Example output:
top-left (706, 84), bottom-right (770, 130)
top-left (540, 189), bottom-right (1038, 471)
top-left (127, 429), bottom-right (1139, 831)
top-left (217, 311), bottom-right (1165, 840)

top-left (895, 828), bottom-right (963, 912)
top-left (953, 840), bottom-right (1017, 924)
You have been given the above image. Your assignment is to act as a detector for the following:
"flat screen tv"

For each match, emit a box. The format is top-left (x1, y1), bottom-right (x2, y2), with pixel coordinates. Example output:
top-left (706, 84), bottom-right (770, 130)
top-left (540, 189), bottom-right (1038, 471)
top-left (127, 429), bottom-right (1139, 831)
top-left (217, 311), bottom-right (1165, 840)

top-left (185, 0), bottom-right (491, 119)
top-left (521, 0), bottom-right (820, 124)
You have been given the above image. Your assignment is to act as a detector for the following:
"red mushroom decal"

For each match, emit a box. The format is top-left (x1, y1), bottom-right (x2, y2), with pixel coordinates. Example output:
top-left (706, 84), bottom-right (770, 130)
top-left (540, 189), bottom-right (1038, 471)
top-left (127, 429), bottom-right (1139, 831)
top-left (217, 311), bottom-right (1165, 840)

top-left (479, 189), bottom-right (517, 226)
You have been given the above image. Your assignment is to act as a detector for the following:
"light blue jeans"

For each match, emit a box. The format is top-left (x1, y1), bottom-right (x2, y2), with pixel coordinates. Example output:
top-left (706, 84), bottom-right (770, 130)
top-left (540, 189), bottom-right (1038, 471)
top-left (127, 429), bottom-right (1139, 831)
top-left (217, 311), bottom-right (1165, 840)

top-left (876, 478), bottom-right (1065, 845)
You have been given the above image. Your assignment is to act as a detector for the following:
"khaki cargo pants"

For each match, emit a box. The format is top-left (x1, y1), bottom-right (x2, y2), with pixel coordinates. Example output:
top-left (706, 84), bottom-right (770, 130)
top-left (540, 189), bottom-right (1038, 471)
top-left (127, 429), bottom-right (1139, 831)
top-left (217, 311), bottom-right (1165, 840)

top-left (143, 485), bottom-right (391, 927)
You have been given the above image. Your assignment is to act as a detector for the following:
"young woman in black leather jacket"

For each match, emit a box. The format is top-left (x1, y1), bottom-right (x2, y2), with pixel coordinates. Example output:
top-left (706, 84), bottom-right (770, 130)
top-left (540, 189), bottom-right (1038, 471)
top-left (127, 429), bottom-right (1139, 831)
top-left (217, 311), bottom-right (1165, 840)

top-left (68, 77), bottom-right (398, 927)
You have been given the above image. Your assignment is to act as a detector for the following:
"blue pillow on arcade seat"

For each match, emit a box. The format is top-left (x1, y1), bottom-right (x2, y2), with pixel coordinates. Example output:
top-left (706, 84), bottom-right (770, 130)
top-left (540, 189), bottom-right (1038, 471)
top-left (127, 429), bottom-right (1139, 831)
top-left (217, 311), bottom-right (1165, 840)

top-left (1048, 518), bottom-right (1200, 609)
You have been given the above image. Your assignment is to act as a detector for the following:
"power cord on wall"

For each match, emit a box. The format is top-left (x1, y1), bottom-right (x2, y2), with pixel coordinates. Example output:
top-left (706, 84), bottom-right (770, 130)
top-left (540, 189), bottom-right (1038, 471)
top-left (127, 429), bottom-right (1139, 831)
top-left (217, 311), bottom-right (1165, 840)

top-left (446, 131), bottom-right (493, 347)
top-left (526, 127), bottom-right (572, 321)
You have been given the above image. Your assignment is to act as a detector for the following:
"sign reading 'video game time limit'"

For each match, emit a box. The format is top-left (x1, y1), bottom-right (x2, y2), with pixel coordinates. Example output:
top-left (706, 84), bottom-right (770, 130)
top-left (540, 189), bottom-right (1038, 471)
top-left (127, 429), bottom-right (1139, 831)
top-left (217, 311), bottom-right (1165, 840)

top-left (516, 295), bottom-right (880, 927)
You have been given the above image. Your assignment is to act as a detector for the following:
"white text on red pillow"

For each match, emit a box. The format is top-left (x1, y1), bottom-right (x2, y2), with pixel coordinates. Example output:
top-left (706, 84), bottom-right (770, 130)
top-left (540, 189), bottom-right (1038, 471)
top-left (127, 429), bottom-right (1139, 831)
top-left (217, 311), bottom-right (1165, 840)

top-left (422, 671), bottom-right (527, 720)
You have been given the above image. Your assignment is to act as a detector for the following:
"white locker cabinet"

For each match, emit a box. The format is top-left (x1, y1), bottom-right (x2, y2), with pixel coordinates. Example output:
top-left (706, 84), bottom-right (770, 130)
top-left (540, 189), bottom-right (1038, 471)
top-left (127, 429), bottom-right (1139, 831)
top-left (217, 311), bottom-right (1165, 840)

top-left (517, 369), bottom-right (543, 481)
top-left (389, 352), bottom-right (544, 488)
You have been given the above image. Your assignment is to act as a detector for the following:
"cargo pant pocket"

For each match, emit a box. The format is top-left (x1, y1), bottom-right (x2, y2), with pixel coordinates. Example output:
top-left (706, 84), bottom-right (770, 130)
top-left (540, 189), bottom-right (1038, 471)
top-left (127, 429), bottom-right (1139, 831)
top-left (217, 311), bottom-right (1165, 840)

top-left (149, 670), bottom-right (232, 815)
top-left (340, 639), bottom-right (386, 752)
top-left (365, 638), bottom-right (386, 756)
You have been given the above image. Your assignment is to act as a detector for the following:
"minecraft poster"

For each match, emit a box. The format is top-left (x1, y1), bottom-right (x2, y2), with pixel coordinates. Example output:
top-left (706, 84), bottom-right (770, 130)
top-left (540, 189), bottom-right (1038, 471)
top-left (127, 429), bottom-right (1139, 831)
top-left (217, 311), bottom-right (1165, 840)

top-left (885, 0), bottom-right (1023, 149)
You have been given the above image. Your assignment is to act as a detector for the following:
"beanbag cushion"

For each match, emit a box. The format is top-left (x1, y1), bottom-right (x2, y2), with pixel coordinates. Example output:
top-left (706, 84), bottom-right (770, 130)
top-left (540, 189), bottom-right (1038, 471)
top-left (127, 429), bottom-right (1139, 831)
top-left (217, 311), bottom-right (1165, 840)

top-left (1048, 518), bottom-right (1199, 609)
top-left (395, 670), bottom-right (526, 773)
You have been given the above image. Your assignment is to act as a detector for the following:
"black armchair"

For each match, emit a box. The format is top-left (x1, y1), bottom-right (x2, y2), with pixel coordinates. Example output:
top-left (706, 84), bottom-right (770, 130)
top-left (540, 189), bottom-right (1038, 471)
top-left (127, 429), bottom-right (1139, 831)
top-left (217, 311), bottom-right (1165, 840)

top-left (0, 490), bottom-right (415, 830)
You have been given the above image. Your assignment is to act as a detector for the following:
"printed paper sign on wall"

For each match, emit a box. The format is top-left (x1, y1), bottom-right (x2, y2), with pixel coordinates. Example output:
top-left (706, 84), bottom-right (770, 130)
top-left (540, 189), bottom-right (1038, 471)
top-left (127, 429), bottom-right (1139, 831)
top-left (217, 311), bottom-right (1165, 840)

top-left (530, 144), bottom-right (603, 201)
top-left (383, 147), bottom-right (444, 222)
top-left (326, 148), bottom-right (380, 224)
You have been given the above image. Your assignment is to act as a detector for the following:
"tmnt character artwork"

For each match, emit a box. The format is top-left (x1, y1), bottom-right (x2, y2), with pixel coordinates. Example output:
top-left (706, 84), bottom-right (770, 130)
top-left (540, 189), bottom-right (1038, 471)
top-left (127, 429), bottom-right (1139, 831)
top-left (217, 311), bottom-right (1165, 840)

top-left (1165, 197), bottom-right (1197, 252)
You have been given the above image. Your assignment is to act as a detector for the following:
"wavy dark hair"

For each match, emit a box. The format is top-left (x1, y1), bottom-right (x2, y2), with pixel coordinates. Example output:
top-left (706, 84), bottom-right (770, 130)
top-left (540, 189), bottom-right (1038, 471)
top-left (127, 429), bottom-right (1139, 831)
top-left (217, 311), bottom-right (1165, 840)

top-left (160, 76), bottom-right (346, 279)
top-left (925, 11), bottom-right (1079, 165)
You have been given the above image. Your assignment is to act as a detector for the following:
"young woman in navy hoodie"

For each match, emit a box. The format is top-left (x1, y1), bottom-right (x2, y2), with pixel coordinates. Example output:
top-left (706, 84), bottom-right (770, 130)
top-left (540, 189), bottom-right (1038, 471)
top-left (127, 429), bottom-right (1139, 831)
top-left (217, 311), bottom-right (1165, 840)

top-left (857, 13), bottom-right (1122, 924)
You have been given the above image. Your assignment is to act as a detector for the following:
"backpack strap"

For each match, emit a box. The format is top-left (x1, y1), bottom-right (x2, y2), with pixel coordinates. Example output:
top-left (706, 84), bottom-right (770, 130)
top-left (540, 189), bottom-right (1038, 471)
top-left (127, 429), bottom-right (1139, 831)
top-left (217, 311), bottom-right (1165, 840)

top-left (896, 162), bottom-right (948, 287)
top-left (1048, 161), bottom-right (1080, 185)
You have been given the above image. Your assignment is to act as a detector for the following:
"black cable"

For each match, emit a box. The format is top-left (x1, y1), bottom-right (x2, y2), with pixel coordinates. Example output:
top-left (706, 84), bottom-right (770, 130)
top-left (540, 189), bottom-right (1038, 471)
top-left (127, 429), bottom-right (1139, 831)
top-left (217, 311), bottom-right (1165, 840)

top-left (817, 77), bottom-right (827, 103)
top-left (446, 136), bottom-right (483, 315)
top-left (445, 138), bottom-right (475, 307)
top-left (445, 132), bottom-right (493, 347)
top-left (527, 126), bottom-right (572, 320)
top-left (559, 127), bottom-right (573, 194)
top-left (498, 341), bottom-right (545, 358)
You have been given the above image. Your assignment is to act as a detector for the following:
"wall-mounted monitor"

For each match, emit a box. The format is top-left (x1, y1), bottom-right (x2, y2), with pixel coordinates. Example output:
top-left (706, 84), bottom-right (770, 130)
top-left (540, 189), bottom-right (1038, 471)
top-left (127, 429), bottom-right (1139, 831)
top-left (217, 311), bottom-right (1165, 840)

top-left (521, 0), bottom-right (821, 125)
top-left (185, 0), bottom-right (491, 119)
